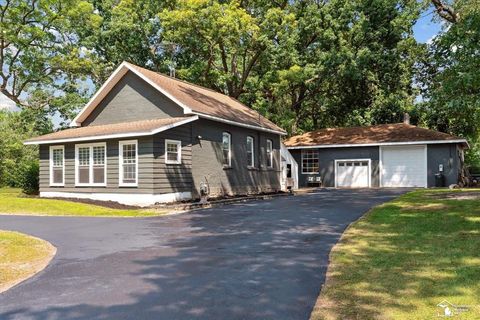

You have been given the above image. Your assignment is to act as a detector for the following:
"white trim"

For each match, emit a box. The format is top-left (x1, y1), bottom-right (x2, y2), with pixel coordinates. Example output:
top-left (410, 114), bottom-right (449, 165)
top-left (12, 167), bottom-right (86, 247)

top-left (40, 191), bottom-right (192, 207)
top-left (49, 145), bottom-right (65, 187)
top-left (266, 139), bottom-right (273, 168)
top-left (286, 139), bottom-right (468, 149)
top-left (75, 142), bottom-right (107, 187)
top-left (68, 62), bottom-right (287, 136)
top-left (165, 139), bottom-right (182, 164)
top-left (301, 149), bottom-right (320, 174)
top-left (222, 132), bottom-right (232, 167)
top-left (119, 140), bottom-right (138, 187)
top-left (191, 112), bottom-right (286, 135)
top-left (379, 145), bottom-right (428, 188)
top-left (24, 116), bottom-right (199, 145)
top-left (246, 136), bottom-right (255, 168)
top-left (334, 158), bottom-right (371, 188)
top-left (71, 62), bottom-right (192, 127)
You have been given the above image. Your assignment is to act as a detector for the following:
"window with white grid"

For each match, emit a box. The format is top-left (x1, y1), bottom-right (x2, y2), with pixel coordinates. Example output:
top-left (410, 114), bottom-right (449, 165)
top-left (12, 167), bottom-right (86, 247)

top-left (75, 143), bottom-right (106, 186)
top-left (77, 147), bottom-right (90, 184)
top-left (50, 146), bottom-right (64, 186)
top-left (302, 149), bottom-right (319, 174)
top-left (165, 139), bottom-right (181, 164)
top-left (119, 141), bottom-right (137, 186)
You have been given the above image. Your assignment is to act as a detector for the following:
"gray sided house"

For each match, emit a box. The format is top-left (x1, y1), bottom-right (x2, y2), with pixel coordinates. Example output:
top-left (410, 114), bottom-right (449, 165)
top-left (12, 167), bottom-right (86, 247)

top-left (284, 123), bottom-right (468, 188)
top-left (25, 62), bottom-right (287, 206)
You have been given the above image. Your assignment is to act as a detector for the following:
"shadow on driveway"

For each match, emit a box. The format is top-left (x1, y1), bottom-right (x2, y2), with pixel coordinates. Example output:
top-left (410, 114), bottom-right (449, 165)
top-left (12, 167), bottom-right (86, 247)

top-left (0, 189), bottom-right (406, 320)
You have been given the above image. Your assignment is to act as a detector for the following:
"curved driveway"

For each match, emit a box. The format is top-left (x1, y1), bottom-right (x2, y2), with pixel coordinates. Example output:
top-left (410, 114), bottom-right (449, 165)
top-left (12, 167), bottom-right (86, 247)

top-left (0, 189), bottom-right (406, 320)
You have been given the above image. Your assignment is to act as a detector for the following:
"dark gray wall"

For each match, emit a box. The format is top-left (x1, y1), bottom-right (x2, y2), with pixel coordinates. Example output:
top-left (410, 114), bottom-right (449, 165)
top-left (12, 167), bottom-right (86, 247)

top-left (290, 147), bottom-right (380, 188)
top-left (152, 125), bottom-right (193, 194)
top-left (427, 144), bottom-right (461, 187)
top-left (40, 137), bottom-right (155, 194)
top-left (82, 71), bottom-right (183, 126)
top-left (40, 120), bottom-right (282, 198)
top-left (289, 143), bottom-right (462, 188)
top-left (191, 119), bottom-right (282, 197)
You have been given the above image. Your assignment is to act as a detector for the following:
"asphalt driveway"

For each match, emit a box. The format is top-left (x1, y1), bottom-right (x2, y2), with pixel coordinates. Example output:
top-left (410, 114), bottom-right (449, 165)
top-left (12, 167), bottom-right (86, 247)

top-left (0, 189), bottom-right (406, 320)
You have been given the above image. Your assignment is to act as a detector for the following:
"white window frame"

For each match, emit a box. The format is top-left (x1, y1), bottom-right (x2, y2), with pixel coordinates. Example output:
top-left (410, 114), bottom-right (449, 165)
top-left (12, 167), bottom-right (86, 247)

top-left (75, 142), bottom-right (107, 187)
top-left (247, 136), bottom-right (255, 168)
top-left (222, 132), bottom-right (232, 167)
top-left (165, 139), bottom-right (182, 165)
top-left (301, 149), bottom-right (320, 174)
top-left (266, 139), bottom-right (273, 168)
top-left (119, 140), bottom-right (138, 187)
top-left (49, 145), bottom-right (65, 187)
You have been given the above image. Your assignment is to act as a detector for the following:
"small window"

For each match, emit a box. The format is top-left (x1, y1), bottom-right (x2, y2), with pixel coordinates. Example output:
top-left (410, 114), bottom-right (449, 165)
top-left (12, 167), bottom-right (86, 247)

top-left (165, 139), bottom-right (181, 164)
top-left (302, 149), bottom-right (319, 174)
top-left (246, 136), bottom-right (255, 167)
top-left (119, 140), bottom-right (137, 186)
top-left (75, 143), bottom-right (106, 186)
top-left (50, 146), bottom-right (64, 186)
top-left (222, 132), bottom-right (231, 167)
top-left (266, 139), bottom-right (273, 168)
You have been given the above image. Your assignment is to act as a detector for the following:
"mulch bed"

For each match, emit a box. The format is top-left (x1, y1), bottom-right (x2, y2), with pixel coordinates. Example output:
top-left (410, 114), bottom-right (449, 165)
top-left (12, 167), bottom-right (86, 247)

top-left (47, 197), bottom-right (141, 209)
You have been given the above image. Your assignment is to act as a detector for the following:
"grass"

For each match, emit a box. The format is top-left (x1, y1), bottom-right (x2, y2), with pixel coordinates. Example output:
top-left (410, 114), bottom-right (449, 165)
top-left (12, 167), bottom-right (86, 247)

top-left (0, 188), bottom-right (169, 217)
top-left (0, 230), bottom-right (56, 292)
top-left (311, 189), bottom-right (480, 320)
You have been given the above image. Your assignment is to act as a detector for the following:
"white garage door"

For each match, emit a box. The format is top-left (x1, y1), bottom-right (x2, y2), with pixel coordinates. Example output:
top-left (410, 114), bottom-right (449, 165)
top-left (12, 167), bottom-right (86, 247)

top-left (381, 146), bottom-right (427, 187)
top-left (336, 160), bottom-right (370, 188)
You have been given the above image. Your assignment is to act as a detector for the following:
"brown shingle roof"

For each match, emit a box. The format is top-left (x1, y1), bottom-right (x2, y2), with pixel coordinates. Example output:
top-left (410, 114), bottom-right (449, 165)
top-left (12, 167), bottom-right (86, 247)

top-left (25, 117), bottom-right (197, 144)
top-left (284, 123), bottom-right (466, 147)
top-left (127, 63), bottom-right (285, 133)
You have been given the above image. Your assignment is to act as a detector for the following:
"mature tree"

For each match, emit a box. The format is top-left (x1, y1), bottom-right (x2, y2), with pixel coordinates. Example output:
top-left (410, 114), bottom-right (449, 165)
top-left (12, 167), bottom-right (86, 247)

top-left (159, 0), bottom-right (296, 99)
top-left (419, 0), bottom-right (480, 166)
top-left (253, 0), bottom-right (421, 134)
top-left (0, 0), bottom-right (101, 120)
top-left (82, 0), bottom-right (176, 83)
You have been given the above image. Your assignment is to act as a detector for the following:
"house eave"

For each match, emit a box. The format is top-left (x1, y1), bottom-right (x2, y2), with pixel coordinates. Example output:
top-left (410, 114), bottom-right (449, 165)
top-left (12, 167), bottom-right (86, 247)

top-left (285, 139), bottom-right (469, 149)
top-left (25, 116), bottom-right (198, 145)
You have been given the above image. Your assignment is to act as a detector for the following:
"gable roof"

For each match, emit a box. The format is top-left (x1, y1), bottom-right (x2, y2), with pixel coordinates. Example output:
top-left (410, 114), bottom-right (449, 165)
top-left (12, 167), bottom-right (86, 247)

top-left (71, 62), bottom-right (285, 135)
top-left (284, 123), bottom-right (468, 148)
top-left (24, 116), bottom-right (198, 145)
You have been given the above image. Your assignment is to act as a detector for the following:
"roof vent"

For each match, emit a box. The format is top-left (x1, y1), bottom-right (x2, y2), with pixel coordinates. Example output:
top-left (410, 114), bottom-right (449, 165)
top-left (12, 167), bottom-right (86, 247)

top-left (403, 113), bottom-right (410, 125)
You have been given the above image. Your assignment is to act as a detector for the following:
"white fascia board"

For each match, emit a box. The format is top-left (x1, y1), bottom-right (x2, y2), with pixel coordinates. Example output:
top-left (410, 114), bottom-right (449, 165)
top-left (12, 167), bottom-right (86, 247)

top-left (191, 112), bottom-right (287, 135)
top-left (286, 139), bottom-right (469, 149)
top-left (125, 64), bottom-right (192, 114)
top-left (24, 116), bottom-right (198, 145)
top-left (71, 62), bottom-right (130, 127)
top-left (71, 62), bottom-right (193, 127)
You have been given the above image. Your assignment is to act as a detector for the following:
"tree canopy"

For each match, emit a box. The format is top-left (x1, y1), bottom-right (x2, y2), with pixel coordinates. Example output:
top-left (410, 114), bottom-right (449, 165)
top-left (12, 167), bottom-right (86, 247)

top-left (0, 0), bottom-right (478, 170)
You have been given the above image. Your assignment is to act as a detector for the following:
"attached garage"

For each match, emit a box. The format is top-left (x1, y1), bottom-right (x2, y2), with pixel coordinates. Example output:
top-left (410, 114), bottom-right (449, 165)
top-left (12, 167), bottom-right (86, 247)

top-left (284, 122), bottom-right (469, 189)
top-left (380, 145), bottom-right (427, 188)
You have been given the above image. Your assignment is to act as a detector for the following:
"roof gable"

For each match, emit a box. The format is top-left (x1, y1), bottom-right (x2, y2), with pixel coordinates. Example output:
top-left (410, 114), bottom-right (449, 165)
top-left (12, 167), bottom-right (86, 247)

top-left (72, 62), bottom-right (285, 135)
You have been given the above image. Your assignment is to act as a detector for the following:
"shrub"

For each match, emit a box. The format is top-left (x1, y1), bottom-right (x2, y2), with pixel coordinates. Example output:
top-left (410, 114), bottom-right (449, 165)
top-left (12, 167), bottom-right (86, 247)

top-left (20, 160), bottom-right (39, 195)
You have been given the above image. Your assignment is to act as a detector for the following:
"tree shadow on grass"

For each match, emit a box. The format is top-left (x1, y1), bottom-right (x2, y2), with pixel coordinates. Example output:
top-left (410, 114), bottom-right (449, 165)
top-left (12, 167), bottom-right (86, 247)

top-left (0, 190), bottom-right (402, 320)
top-left (313, 192), bottom-right (480, 319)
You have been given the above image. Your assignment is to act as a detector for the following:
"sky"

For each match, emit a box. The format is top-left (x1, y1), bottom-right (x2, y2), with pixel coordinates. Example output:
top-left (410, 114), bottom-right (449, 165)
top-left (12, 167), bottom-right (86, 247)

top-left (413, 11), bottom-right (443, 43)
top-left (0, 13), bottom-right (443, 122)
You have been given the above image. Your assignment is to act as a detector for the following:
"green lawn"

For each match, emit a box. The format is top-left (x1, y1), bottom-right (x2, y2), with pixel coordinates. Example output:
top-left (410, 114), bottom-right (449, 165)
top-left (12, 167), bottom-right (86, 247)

top-left (0, 188), bottom-right (168, 217)
top-left (311, 189), bottom-right (480, 320)
top-left (0, 230), bottom-right (56, 292)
